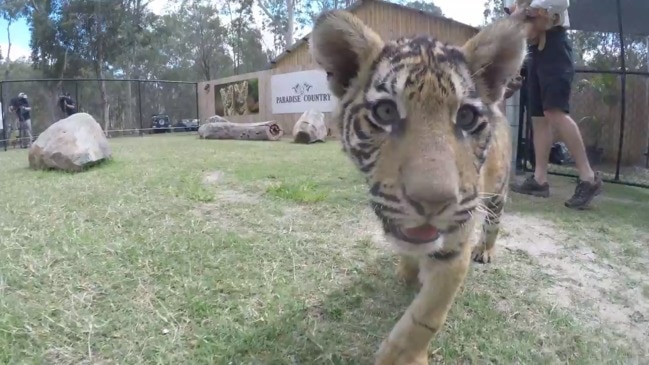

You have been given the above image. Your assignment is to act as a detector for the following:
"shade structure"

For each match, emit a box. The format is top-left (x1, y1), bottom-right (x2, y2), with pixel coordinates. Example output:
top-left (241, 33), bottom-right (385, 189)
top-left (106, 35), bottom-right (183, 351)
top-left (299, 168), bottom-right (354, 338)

top-left (568, 0), bottom-right (649, 36)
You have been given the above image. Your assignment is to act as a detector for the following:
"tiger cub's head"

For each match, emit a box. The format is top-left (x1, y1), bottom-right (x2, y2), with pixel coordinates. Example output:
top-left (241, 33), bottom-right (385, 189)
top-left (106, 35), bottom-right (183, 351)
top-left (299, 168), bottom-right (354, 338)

top-left (310, 10), bottom-right (527, 254)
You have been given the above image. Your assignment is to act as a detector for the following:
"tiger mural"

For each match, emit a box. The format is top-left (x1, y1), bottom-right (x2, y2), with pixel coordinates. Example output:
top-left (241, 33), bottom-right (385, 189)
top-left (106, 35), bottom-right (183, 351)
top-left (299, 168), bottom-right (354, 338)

top-left (233, 80), bottom-right (250, 115)
top-left (309, 10), bottom-right (529, 365)
top-left (219, 84), bottom-right (235, 117)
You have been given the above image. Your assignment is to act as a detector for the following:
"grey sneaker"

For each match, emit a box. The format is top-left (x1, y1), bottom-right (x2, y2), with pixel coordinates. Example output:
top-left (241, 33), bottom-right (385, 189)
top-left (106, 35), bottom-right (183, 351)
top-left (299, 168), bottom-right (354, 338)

top-left (565, 172), bottom-right (603, 210)
top-left (510, 175), bottom-right (550, 198)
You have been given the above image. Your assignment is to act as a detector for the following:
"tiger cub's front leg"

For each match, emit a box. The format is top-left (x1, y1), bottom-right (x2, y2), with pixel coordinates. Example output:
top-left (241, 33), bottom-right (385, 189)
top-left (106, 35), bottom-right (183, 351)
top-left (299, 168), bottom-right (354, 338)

top-left (472, 194), bottom-right (506, 264)
top-left (375, 234), bottom-right (474, 365)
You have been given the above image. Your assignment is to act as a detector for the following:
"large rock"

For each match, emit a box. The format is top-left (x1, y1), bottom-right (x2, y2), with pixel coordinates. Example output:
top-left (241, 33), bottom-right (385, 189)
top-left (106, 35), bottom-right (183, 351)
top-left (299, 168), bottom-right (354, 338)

top-left (292, 109), bottom-right (328, 144)
top-left (28, 112), bottom-right (112, 172)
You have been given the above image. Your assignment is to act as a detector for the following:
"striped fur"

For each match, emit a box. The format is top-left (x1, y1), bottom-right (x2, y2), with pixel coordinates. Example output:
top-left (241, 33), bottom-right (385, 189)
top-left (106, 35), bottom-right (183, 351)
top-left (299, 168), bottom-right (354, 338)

top-left (310, 10), bottom-right (528, 364)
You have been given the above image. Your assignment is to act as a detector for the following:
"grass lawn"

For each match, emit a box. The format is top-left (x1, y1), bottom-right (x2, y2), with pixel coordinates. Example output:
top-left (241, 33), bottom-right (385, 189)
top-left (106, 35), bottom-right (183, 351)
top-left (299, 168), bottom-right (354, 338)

top-left (0, 134), bottom-right (647, 364)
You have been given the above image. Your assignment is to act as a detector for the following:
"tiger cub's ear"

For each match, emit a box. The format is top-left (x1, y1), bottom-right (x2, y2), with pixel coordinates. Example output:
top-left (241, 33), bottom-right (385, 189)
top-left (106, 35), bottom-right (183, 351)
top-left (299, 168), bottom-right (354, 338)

top-left (310, 10), bottom-right (384, 99)
top-left (461, 16), bottom-right (528, 104)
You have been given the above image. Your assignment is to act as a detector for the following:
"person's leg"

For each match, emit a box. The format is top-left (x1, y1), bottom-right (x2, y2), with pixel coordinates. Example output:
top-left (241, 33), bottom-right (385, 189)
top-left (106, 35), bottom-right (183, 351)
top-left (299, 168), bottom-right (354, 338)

top-left (531, 115), bottom-right (553, 184)
top-left (511, 49), bottom-right (552, 197)
top-left (543, 109), bottom-right (594, 182)
top-left (18, 120), bottom-right (26, 148)
top-left (536, 27), bottom-right (602, 209)
top-left (25, 119), bottom-right (33, 147)
top-left (3, 119), bottom-right (12, 149)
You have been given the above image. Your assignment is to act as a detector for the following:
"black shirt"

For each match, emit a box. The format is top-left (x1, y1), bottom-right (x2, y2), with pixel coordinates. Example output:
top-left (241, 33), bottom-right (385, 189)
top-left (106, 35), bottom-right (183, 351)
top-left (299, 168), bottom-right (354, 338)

top-left (59, 95), bottom-right (77, 116)
top-left (11, 97), bottom-right (31, 121)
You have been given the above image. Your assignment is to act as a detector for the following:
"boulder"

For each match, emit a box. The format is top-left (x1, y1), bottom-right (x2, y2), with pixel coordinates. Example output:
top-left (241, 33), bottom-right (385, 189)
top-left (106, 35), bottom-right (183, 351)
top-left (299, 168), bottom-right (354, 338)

top-left (292, 110), bottom-right (327, 144)
top-left (28, 112), bottom-right (112, 172)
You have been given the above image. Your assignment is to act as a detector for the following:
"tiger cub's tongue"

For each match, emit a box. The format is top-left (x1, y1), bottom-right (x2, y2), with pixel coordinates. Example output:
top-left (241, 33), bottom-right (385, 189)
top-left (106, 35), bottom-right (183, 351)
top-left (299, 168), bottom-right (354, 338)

top-left (402, 224), bottom-right (439, 241)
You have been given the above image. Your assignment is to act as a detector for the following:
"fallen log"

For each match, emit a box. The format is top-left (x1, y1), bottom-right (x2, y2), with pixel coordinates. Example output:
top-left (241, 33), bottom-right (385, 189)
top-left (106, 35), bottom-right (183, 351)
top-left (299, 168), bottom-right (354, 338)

top-left (198, 117), bottom-right (284, 141)
top-left (292, 109), bottom-right (328, 144)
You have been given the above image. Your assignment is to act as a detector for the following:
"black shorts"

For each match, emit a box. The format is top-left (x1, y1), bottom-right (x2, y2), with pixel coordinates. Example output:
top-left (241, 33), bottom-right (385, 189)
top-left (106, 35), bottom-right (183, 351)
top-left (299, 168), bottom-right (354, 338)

top-left (526, 26), bottom-right (575, 117)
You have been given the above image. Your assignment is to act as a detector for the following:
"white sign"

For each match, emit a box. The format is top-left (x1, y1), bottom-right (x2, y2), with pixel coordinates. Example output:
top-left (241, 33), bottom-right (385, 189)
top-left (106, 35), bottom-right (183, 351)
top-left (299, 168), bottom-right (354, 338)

top-left (271, 69), bottom-right (339, 114)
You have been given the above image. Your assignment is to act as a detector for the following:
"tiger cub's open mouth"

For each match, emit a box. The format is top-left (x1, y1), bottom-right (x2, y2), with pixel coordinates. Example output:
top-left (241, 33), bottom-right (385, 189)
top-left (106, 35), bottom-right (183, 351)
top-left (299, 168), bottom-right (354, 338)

top-left (392, 224), bottom-right (441, 244)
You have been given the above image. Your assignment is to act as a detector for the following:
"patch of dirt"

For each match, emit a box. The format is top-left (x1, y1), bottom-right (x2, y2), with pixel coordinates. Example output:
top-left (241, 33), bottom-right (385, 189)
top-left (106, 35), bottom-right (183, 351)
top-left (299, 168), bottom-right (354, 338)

top-left (498, 213), bottom-right (649, 346)
top-left (346, 207), bottom-right (386, 249)
top-left (200, 171), bottom-right (260, 205)
top-left (215, 189), bottom-right (259, 204)
top-left (202, 171), bottom-right (223, 185)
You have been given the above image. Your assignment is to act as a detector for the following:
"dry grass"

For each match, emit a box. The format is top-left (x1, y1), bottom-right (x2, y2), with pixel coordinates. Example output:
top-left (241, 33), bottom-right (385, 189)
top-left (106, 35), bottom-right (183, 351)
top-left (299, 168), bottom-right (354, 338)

top-left (0, 134), bottom-right (647, 364)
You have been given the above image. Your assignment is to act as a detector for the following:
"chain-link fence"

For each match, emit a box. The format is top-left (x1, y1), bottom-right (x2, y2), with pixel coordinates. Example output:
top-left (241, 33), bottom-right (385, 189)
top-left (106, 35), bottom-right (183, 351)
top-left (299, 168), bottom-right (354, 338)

top-left (514, 0), bottom-right (649, 188)
top-left (0, 78), bottom-right (199, 150)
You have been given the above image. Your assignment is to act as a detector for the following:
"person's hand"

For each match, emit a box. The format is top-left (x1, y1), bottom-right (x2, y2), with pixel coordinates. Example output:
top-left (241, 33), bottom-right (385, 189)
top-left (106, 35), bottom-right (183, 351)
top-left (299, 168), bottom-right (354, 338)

top-left (508, 5), bottom-right (547, 40)
top-left (504, 75), bottom-right (523, 99)
top-left (508, 4), bottom-right (535, 20)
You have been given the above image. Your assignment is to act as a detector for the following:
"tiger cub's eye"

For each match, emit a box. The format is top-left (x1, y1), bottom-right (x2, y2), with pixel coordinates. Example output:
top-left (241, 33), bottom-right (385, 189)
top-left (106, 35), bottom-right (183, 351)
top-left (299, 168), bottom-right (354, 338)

top-left (456, 104), bottom-right (479, 130)
top-left (371, 100), bottom-right (399, 126)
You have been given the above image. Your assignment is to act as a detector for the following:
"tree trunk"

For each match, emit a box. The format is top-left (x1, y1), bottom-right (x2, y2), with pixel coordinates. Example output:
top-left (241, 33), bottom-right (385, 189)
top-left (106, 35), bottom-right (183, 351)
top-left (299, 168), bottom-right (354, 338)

top-left (4, 20), bottom-right (12, 79)
top-left (99, 78), bottom-right (110, 136)
top-left (54, 49), bottom-right (68, 99)
top-left (285, 0), bottom-right (294, 47)
top-left (198, 119), bottom-right (284, 141)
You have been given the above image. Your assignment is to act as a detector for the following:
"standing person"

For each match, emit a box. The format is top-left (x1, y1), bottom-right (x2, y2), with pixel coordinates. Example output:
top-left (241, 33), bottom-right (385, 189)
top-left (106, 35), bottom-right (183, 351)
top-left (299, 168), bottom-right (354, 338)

top-left (7, 95), bottom-right (24, 148)
top-left (58, 92), bottom-right (78, 117)
top-left (14, 92), bottom-right (33, 149)
top-left (507, 0), bottom-right (603, 210)
top-left (5, 96), bottom-right (19, 148)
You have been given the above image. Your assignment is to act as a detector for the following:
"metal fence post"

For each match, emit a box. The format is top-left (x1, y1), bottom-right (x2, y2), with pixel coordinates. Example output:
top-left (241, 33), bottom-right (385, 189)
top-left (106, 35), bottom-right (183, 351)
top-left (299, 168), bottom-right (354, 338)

top-left (75, 81), bottom-right (80, 112)
top-left (515, 82), bottom-right (526, 174)
top-left (1, 81), bottom-right (6, 151)
top-left (614, 0), bottom-right (627, 182)
top-left (194, 82), bottom-right (200, 124)
top-left (138, 80), bottom-right (143, 136)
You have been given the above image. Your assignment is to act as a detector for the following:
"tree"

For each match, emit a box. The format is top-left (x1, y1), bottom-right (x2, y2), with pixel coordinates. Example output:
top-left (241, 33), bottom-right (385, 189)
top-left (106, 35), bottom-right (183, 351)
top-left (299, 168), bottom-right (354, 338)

top-left (258, 0), bottom-right (295, 52)
top-left (297, 0), bottom-right (351, 29)
top-left (29, 0), bottom-right (150, 133)
top-left (176, 0), bottom-right (232, 80)
top-left (483, 0), bottom-right (506, 25)
top-left (221, 0), bottom-right (269, 74)
top-left (237, 27), bottom-right (274, 74)
top-left (0, 0), bottom-right (29, 78)
top-left (404, 0), bottom-right (443, 16)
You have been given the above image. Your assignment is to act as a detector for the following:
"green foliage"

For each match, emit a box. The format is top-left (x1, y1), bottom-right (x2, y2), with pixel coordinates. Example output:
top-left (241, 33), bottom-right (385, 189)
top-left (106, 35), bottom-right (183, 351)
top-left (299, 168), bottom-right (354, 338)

top-left (482, 0), bottom-right (507, 25)
top-left (576, 74), bottom-right (619, 106)
top-left (262, 0), bottom-right (442, 55)
top-left (0, 0), bottom-right (30, 70)
top-left (248, 78), bottom-right (260, 100)
top-left (6, 0), bottom-right (269, 84)
top-left (266, 181), bottom-right (329, 203)
top-left (404, 0), bottom-right (443, 15)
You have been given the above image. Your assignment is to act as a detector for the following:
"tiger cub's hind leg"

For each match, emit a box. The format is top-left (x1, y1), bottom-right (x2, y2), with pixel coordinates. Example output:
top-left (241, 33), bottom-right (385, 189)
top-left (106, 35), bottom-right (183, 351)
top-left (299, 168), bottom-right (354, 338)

top-left (472, 194), bottom-right (506, 264)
